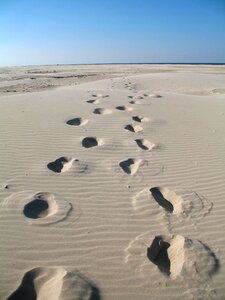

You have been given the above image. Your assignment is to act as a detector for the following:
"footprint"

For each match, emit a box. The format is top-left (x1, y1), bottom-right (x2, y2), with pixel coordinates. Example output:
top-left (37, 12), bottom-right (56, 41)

top-left (1, 191), bottom-right (76, 226)
top-left (148, 93), bottom-right (162, 98)
top-left (119, 158), bottom-right (142, 175)
top-left (116, 105), bottom-right (132, 111)
top-left (147, 235), bottom-right (185, 278)
top-left (23, 192), bottom-right (58, 219)
top-left (135, 139), bottom-right (156, 151)
top-left (66, 117), bottom-right (88, 126)
top-left (86, 99), bottom-right (99, 104)
top-left (47, 157), bottom-right (75, 173)
top-left (124, 124), bottom-right (143, 133)
top-left (129, 100), bottom-right (141, 105)
top-left (128, 95), bottom-right (143, 99)
top-left (150, 187), bottom-right (181, 214)
top-left (132, 116), bottom-right (149, 123)
top-left (93, 108), bottom-right (112, 115)
top-left (125, 232), bottom-right (219, 284)
top-left (92, 93), bottom-right (109, 98)
top-left (82, 137), bottom-right (103, 148)
top-left (7, 267), bottom-right (101, 300)
top-left (147, 235), bottom-right (219, 280)
top-left (132, 187), bottom-right (213, 219)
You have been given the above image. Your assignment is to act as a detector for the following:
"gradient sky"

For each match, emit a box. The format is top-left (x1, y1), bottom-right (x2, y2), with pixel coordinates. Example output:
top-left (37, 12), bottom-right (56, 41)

top-left (0, 0), bottom-right (225, 66)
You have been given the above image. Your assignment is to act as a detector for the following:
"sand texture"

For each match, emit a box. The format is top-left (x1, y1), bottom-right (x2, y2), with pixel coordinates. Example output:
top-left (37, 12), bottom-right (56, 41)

top-left (0, 64), bottom-right (225, 299)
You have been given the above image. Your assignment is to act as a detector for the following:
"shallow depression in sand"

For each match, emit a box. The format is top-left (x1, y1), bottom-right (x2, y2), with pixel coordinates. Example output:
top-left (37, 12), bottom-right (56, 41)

top-left (93, 107), bottom-right (112, 115)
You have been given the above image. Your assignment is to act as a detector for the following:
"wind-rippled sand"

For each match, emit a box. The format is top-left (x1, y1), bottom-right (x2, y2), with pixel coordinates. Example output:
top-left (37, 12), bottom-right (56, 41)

top-left (0, 64), bottom-right (225, 300)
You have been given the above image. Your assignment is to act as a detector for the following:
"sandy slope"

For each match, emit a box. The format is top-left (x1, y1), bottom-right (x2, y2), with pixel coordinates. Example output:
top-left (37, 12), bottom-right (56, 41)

top-left (0, 65), bottom-right (225, 300)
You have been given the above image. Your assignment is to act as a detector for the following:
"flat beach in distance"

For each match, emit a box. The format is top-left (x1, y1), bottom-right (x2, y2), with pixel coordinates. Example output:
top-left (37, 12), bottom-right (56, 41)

top-left (0, 64), bottom-right (225, 299)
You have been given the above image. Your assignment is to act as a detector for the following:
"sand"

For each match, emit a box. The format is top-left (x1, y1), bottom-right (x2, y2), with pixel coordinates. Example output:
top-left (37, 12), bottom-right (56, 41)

top-left (0, 64), bottom-right (225, 300)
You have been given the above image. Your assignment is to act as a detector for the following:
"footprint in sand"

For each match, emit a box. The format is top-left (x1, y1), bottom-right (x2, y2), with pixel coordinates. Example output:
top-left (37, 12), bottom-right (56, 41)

top-left (115, 105), bottom-right (133, 111)
top-left (119, 158), bottom-right (143, 175)
top-left (23, 192), bottom-right (58, 219)
top-left (132, 187), bottom-right (213, 219)
top-left (86, 99), bottom-right (99, 104)
top-left (82, 137), bottom-right (103, 148)
top-left (124, 124), bottom-right (143, 133)
top-left (1, 191), bottom-right (76, 226)
top-left (147, 234), bottom-right (219, 279)
top-left (144, 93), bottom-right (162, 98)
top-left (132, 116), bottom-right (149, 123)
top-left (128, 95), bottom-right (144, 100)
top-left (135, 139), bottom-right (156, 151)
top-left (66, 117), bottom-right (88, 126)
top-left (150, 187), bottom-right (182, 214)
top-left (93, 108), bottom-right (112, 115)
top-left (129, 100), bottom-right (141, 105)
top-left (7, 267), bottom-right (100, 300)
top-left (47, 157), bottom-right (88, 174)
top-left (92, 93), bottom-right (109, 98)
top-left (125, 232), bottom-right (219, 284)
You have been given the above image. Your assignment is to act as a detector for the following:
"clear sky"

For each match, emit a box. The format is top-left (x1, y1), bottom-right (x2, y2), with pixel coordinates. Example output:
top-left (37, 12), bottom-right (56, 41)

top-left (0, 0), bottom-right (225, 66)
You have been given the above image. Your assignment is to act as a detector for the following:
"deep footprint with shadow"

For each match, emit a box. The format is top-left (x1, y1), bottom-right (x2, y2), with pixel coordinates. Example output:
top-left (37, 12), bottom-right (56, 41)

top-left (82, 137), bottom-right (103, 148)
top-left (150, 188), bottom-right (174, 213)
top-left (23, 192), bottom-right (58, 219)
top-left (135, 139), bottom-right (155, 151)
top-left (147, 235), bottom-right (184, 278)
top-left (119, 158), bottom-right (142, 175)
top-left (150, 187), bottom-right (184, 214)
top-left (66, 117), bottom-right (88, 126)
top-left (132, 116), bottom-right (149, 123)
top-left (124, 124), bottom-right (143, 133)
top-left (147, 234), bottom-right (219, 280)
top-left (116, 105), bottom-right (132, 111)
top-left (86, 99), bottom-right (99, 104)
top-left (47, 157), bottom-right (75, 173)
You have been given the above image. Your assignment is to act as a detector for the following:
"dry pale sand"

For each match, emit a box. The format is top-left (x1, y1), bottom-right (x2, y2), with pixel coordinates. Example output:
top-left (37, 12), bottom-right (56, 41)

top-left (0, 64), bottom-right (225, 300)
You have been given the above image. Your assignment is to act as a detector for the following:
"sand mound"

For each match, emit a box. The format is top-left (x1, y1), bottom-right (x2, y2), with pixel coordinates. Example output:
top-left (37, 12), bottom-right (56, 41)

top-left (7, 267), bottom-right (100, 300)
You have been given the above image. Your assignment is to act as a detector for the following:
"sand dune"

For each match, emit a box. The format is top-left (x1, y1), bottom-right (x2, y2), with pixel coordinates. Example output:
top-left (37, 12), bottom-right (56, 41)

top-left (0, 64), bottom-right (225, 299)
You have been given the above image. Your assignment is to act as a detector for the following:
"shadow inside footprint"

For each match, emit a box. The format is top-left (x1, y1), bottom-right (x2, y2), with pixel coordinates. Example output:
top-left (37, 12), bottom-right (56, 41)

top-left (124, 124), bottom-right (134, 132)
top-left (147, 237), bottom-right (171, 276)
top-left (47, 157), bottom-right (70, 173)
top-left (82, 137), bottom-right (98, 148)
top-left (23, 199), bottom-right (49, 219)
top-left (66, 118), bottom-right (82, 126)
top-left (150, 188), bottom-right (174, 213)
top-left (132, 116), bottom-right (142, 122)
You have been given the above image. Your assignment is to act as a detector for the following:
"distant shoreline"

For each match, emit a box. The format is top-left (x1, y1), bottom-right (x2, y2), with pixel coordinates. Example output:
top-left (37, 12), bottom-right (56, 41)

top-left (1, 62), bottom-right (225, 68)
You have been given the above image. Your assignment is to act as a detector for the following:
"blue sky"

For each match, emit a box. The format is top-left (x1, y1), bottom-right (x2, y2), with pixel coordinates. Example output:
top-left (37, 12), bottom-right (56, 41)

top-left (0, 0), bottom-right (225, 66)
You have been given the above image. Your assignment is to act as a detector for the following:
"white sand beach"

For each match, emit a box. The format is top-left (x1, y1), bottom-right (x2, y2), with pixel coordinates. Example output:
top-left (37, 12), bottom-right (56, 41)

top-left (0, 64), bottom-right (225, 299)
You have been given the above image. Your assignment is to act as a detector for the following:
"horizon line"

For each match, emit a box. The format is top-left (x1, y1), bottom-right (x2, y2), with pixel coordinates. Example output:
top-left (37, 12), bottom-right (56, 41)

top-left (1, 62), bottom-right (225, 68)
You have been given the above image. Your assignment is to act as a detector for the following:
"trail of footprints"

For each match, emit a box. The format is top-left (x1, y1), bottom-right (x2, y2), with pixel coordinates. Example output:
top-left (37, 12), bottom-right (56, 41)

top-left (4, 82), bottom-right (218, 298)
